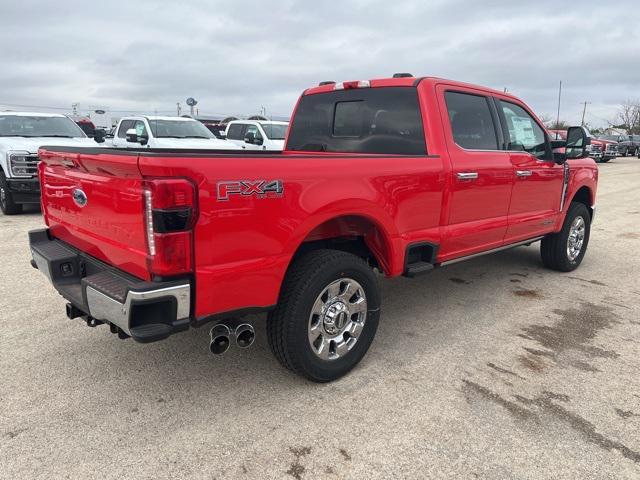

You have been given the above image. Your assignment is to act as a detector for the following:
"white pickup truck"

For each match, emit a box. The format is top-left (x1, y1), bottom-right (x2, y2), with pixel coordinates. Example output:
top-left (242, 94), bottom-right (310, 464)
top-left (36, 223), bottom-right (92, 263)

top-left (224, 120), bottom-right (289, 151)
top-left (109, 116), bottom-right (239, 149)
top-left (0, 112), bottom-right (97, 215)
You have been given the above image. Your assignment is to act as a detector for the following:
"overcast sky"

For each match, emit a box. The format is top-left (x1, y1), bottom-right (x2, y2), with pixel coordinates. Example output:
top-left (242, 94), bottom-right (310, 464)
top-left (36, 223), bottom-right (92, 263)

top-left (1, 0), bottom-right (638, 126)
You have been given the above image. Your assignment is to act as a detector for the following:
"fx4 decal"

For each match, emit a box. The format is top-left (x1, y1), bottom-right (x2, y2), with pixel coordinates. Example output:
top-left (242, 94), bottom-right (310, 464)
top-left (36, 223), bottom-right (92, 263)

top-left (217, 180), bottom-right (284, 201)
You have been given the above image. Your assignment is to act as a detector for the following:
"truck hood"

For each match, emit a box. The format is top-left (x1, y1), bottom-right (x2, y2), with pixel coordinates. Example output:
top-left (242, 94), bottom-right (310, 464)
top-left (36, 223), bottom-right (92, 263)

top-left (0, 136), bottom-right (97, 154)
top-left (152, 138), bottom-right (241, 149)
top-left (596, 139), bottom-right (618, 145)
top-left (269, 139), bottom-right (285, 150)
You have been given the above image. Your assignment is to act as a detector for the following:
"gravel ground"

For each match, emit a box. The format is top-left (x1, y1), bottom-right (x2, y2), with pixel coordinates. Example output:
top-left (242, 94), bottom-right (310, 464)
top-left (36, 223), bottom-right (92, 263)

top-left (1, 157), bottom-right (639, 480)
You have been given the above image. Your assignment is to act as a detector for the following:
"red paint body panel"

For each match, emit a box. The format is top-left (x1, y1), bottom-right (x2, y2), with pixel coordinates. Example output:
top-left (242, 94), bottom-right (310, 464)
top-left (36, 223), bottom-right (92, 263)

top-left (38, 149), bottom-right (151, 280)
top-left (137, 154), bottom-right (445, 317)
top-left (37, 76), bottom-right (598, 321)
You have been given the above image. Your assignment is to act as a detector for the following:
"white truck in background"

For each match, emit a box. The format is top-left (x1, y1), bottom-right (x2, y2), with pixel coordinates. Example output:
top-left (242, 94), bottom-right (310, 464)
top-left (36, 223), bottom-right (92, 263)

top-left (224, 120), bottom-right (289, 151)
top-left (0, 112), bottom-right (96, 215)
top-left (108, 116), bottom-right (239, 149)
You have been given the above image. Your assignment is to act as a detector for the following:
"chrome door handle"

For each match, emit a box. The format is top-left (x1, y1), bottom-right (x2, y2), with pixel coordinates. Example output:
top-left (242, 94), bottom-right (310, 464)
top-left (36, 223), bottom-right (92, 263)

top-left (516, 170), bottom-right (533, 177)
top-left (456, 172), bottom-right (479, 181)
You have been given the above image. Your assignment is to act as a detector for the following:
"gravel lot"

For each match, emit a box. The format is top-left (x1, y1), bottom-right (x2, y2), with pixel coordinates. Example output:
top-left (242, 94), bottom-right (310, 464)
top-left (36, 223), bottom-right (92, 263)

top-left (2, 157), bottom-right (640, 479)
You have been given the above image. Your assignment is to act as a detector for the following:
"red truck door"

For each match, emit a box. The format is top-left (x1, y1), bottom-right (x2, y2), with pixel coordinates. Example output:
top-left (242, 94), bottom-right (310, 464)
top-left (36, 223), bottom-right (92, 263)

top-left (495, 98), bottom-right (564, 242)
top-left (436, 86), bottom-right (514, 260)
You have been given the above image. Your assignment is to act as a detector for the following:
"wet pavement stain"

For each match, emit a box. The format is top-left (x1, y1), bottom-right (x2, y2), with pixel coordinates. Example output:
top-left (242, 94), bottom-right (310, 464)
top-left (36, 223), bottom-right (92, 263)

top-left (518, 354), bottom-right (547, 373)
top-left (4, 428), bottom-right (27, 439)
top-left (569, 360), bottom-right (600, 372)
top-left (462, 381), bottom-right (640, 464)
top-left (514, 289), bottom-right (544, 299)
top-left (487, 362), bottom-right (525, 379)
top-left (615, 408), bottom-right (640, 419)
top-left (510, 272), bottom-right (529, 278)
top-left (523, 347), bottom-right (554, 358)
top-left (515, 395), bottom-right (640, 464)
top-left (462, 380), bottom-right (536, 421)
top-left (510, 279), bottom-right (522, 283)
top-left (519, 302), bottom-right (620, 364)
top-left (567, 276), bottom-right (607, 287)
top-left (618, 232), bottom-right (640, 239)
top-left (339, 448), bottom-right (352, 461)
top-left (449, 277), bottom-right (471, 285)
top-left (541, 391), bottom-right (570, 402)
top-left (287, 446), bottom-right (312, 480)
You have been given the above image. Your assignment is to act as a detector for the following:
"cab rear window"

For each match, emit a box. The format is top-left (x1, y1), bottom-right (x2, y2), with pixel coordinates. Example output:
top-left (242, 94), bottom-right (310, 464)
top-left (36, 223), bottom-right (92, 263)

top-left (286, 87), bottom-right (426, 155)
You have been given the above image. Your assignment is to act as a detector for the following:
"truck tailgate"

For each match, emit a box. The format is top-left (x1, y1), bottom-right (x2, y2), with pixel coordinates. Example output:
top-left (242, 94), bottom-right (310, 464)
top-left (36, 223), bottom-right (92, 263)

top-left (39, 148), bottom-right (150, 280)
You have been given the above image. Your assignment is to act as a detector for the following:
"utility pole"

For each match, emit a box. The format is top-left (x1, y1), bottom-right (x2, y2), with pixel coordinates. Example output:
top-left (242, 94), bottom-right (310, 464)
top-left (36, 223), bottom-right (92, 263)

top-left (176, 102), bottom-right (181, 116)
top-left (580, 101), bottom-right (591, 126)
top-left (555, 80), bottom-right (562, 130)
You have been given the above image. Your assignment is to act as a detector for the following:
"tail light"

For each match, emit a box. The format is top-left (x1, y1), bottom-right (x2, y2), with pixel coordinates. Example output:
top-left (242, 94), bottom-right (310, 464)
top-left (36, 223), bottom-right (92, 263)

top-left (143, 178), bottom-right (197, 277)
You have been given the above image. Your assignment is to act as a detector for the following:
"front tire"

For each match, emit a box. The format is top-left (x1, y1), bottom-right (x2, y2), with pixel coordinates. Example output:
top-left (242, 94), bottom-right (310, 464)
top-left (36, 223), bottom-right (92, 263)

top-left (0, 171), bottom-right (23, 215)
top-left (267, 249), bottom-right (380, 382)
top-left (541, 202), bottom-right (591, 272)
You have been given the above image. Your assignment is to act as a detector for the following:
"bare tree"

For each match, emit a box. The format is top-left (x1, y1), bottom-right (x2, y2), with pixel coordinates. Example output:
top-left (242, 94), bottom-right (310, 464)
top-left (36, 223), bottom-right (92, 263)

top-left (618, 100), bottom-right (640, 134)
top-left (540, 114), bottom-right (569, 130)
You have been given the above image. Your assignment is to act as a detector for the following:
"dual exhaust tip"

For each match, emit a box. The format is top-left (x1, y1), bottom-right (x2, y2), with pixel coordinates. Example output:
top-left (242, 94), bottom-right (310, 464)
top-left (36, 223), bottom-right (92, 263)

top-left (210, 323), bottom-right (255, 355)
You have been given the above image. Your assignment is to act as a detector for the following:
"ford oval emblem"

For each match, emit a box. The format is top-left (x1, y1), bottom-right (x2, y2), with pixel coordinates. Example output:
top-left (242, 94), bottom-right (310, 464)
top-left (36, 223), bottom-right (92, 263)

top-left (72, 188), bottom-right (88, 208)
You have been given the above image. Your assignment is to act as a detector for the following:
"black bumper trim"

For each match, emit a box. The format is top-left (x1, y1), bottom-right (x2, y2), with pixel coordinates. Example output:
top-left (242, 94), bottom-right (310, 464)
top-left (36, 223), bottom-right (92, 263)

top-left (29, 228), bottom-right (192, 343)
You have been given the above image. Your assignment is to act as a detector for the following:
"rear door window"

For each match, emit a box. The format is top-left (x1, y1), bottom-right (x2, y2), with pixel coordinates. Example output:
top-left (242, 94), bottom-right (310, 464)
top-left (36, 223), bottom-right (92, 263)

top-left (444, 91), bottom-right (498, 150)
top-left (245, 124), bottom-right (262, 141)
top-left (227, 123), bottom-right (246, 140)
top-left (286, 87), bottom-right (426, 155)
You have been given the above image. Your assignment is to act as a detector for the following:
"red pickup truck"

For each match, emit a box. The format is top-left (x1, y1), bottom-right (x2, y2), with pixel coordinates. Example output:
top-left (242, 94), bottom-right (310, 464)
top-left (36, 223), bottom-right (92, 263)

top-left (29, 75), bottom-right (597, 382)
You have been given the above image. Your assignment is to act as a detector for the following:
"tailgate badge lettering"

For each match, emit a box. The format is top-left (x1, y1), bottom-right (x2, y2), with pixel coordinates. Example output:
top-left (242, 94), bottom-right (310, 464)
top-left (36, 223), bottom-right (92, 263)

top-left (72, 188), bottom-right (88, 208)
top-left (217, 180), bottom-right (284, 201)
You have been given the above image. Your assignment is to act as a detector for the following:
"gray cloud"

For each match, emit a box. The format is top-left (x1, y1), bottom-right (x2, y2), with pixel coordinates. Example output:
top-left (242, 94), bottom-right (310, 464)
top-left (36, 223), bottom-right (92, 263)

top-left (0, 0), bottom-right (638, 126)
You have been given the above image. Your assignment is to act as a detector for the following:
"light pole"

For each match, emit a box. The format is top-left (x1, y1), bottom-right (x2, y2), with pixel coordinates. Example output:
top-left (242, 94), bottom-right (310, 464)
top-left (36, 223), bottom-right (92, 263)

top-left (580, 101), bottom-right (591, 126)
top-left (555, 80), bottom-right (562, 129)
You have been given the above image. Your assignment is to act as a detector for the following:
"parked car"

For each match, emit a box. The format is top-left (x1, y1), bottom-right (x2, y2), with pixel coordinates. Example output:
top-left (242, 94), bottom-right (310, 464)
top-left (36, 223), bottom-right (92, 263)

top-left (0, 112), bottom-right (96, 215)
top-left (109, 116), bottom-right (239, 149)
top-left (225, 120), bottom-right (289, 151)
top-left (598, 134), bottom-right (640, 157)
top-left (70, 116), bottom-right (97, 138)
top-left (29, 75), bottom-right (596, 382)
top-left (553, 130), bottom-right (616, 162)
top-left (619, 135), bottom-right (640, 156)
top-left (593, 137), bottom-right (619, 162)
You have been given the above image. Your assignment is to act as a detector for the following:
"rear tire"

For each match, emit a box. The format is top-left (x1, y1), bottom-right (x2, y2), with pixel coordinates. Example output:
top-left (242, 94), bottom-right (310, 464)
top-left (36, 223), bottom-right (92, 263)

top-left (267, 249), bottom-right (380, 382)
top-left (541, 202), bottom-right (591, 272)
top-left (0, 171), bottom-right (23, 215)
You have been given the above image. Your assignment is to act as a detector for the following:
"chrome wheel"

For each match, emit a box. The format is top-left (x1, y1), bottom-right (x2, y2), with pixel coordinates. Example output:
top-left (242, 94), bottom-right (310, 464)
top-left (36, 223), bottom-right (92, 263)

top-left (308, 278), bottom-right (367, 361)
top-left (567, 216), bottom-right (586, 261)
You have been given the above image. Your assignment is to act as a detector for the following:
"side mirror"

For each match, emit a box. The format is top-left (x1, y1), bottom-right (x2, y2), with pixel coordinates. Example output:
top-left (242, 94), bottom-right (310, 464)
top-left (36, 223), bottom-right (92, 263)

top-left (93, 129), bottom-right (106, 143)
top-left (244, 132), bottom-right (255, 144)
top-left (565, 126), bottom-right (590, 160)
top-left (254, 136), bottom-right (264, 146)
top-left (139, 135), bottom-right (149, 146)
top-left (125, 128), bottom-right (139, 143)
